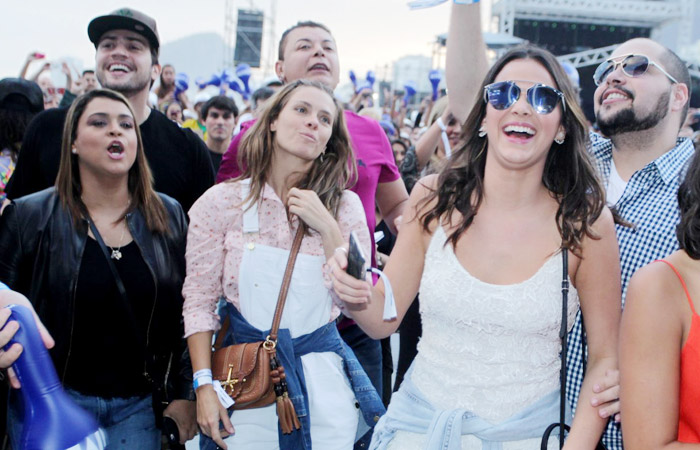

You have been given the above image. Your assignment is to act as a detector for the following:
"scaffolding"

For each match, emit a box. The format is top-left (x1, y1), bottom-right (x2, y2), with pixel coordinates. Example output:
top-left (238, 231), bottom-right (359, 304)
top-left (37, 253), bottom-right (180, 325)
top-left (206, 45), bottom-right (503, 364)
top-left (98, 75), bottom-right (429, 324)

top-left (222, 0), bottom-right (278, 75)
top-left (492, 0), bottom-right (695, 57)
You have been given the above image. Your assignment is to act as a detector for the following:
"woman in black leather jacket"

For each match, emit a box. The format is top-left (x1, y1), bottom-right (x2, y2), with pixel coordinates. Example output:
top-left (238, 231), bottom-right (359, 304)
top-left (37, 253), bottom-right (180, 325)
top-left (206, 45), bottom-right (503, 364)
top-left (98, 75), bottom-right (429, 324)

top-left (0, 89), bottom-right (196, 449)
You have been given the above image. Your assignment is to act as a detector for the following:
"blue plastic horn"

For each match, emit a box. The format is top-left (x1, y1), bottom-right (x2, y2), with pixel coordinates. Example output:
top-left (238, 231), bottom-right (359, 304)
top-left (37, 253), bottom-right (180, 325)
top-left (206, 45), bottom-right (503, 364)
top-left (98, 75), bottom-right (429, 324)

top-left (174, 73), bottom-right (189, 100)
top-left (429, 70), bottom-right (441, 101)
top-left (236, 64), bottom-right (252, 96)
top-left (349, 70), bottom-right (357, 89)
top-left (3, 305), bottom-right (106, 450)
top-left (366, 70), bottom-right (376, 88)
top-left (403, 81), bottom-right (417, 106)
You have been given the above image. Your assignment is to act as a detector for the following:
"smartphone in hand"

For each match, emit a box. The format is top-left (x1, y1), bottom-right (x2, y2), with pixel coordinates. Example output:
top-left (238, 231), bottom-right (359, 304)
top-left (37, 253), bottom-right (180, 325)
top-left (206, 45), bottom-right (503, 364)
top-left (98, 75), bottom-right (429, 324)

top-left (346, 231), bottom-right (366, 279)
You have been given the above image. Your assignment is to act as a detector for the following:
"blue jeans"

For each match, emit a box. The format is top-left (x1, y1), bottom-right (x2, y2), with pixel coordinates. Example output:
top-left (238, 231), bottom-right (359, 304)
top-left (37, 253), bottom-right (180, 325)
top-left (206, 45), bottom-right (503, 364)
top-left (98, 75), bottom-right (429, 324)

top-left (340, 323), bottom-right (382, 449)
top-left (8, 388), bottom-right (159, 450)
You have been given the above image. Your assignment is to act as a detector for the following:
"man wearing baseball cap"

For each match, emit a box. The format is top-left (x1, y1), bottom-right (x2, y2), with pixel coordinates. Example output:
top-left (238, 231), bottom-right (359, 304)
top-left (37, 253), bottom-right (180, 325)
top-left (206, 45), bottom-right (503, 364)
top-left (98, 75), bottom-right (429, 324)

top-left (3, 7), bottom-right (201, 446)
top-left (6, 7), bottom-right (214, 214)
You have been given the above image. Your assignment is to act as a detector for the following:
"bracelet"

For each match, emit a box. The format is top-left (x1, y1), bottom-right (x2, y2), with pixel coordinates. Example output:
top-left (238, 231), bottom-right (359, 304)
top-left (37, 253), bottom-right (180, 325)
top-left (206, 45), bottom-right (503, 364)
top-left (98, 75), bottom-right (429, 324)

top-left (193, 376), bottom-right (213, 391)
top-left (436, 117), bottom-right (447, 131)
top-left (193, 368), bottom-right (213, 390)
top-left (334, 247), bottom-right (348, 256)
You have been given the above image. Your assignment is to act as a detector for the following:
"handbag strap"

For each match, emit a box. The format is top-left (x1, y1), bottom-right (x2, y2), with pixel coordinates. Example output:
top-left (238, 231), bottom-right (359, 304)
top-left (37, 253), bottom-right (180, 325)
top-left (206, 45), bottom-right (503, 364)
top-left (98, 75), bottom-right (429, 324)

top-left (558, 248), bottom-right (569, 449)
top-left (214, 226), bottom-right (305, 349)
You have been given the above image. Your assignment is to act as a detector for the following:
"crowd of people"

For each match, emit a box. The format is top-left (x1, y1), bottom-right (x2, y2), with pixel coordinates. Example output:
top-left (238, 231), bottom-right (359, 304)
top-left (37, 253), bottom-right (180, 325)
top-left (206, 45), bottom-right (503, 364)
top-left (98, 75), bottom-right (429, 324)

top-left (0, 2), bottom-right (697, 450)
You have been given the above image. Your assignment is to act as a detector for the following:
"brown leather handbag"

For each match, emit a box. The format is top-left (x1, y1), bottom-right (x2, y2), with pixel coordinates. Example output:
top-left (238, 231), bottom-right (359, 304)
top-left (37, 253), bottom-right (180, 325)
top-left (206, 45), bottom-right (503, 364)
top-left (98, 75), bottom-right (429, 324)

top-left (211, 227), bottom-right (304, 434)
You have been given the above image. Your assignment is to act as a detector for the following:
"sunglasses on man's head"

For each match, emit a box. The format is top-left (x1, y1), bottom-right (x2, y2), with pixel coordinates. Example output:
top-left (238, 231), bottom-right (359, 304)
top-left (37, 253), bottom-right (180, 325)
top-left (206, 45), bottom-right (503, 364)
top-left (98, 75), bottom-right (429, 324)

top-left (593, 54), bottom-right (678, 86)
top-left (483, 81), bottom-right (566, 115)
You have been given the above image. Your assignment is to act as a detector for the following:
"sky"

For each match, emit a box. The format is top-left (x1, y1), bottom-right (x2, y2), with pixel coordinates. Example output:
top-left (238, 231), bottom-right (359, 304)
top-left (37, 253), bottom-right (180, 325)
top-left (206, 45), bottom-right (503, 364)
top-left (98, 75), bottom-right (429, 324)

top-left (1, 0), bottom-right (493, 85)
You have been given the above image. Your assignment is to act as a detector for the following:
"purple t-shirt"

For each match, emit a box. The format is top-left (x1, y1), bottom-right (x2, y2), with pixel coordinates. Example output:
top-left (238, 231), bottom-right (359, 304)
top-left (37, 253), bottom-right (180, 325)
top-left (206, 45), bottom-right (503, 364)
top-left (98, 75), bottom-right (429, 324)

top-left (216, 110), bottom-right (401, 269)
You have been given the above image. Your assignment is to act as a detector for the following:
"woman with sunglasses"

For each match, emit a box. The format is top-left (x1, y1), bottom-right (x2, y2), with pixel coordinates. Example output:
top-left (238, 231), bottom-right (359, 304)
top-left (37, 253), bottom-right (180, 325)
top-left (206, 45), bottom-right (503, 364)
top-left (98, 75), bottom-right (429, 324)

top-left (329, 43), bottom-right (621, 449)
top-left (619, 149), bottom-right (700, 446)
top-left (0, 89), bottom-right (196, 448)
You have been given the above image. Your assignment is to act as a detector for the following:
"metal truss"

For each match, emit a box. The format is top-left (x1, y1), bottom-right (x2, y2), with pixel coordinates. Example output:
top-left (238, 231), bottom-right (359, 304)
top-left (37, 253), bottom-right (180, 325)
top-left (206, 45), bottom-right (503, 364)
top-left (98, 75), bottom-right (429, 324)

top-left (557, 45), bottom-right (700, 79)
top-left (493, 0), bottom-right (685, 27)
top-left (556, 44), bottom-right (619, 68)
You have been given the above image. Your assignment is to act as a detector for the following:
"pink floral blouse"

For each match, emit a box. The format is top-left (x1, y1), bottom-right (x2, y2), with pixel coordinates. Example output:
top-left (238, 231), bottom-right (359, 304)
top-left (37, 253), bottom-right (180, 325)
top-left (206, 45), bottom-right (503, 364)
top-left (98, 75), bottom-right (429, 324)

top-left (182, 180), bottom-right (371, 338)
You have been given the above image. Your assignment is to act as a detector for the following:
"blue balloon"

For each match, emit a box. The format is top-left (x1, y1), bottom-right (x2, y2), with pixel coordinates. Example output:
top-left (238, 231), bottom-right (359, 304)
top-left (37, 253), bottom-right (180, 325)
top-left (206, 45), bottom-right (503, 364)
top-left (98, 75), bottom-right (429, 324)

top-left (3, 305), bottom-right (106, 449)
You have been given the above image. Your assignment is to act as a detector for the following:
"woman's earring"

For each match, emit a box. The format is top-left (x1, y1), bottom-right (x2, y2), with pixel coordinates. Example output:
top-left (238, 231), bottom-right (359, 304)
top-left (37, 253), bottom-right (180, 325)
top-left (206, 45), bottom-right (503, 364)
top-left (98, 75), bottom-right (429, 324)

top-left (554, 132), bottom-right (565, 145)
top-left (319, 147), bottom-right (326, 163)
top-left (71, 146), bottom-right (78, 154)
top-left (478, 127), bottom-right (487, 138)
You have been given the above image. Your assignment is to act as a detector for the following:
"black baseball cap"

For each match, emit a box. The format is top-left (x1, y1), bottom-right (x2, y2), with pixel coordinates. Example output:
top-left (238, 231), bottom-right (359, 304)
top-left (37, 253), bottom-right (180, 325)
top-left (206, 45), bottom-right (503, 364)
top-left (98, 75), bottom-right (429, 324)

top-left (0, 78), bottom-right (44, 114)
top-left (88, 7), bottom-right (160, 53)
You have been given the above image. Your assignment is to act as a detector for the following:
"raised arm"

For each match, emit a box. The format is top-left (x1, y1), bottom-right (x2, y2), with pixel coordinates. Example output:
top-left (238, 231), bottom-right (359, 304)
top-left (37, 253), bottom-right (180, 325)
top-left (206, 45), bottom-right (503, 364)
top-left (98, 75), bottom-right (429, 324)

top-left (446, 1), bottom-right (489, 124)
top-left (565, 207), bottom-right (622, 449)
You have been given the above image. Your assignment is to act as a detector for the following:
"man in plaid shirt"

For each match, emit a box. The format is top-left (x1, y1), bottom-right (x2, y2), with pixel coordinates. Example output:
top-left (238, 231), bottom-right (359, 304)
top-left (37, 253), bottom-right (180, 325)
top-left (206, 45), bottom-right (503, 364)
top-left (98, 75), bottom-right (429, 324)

top-left (566, 38), bottom-right (693, 449)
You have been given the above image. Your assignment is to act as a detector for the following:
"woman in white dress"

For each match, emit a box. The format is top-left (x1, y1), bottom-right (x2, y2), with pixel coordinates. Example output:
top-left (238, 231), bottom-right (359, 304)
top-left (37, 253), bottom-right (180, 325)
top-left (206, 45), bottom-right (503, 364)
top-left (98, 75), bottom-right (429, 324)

top-left (329, 45), bottom-right (621, 449)
top-left (183, 79), bottom-right (384, 450)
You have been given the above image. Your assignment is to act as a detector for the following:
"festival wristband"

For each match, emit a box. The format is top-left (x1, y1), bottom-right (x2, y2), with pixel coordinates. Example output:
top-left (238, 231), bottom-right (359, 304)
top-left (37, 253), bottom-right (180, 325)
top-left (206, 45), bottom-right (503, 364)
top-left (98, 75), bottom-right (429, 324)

top-left (436, 117), bottom-right (453, 157)
top-left (213, 381), bottom-right (235, 408)
top-left (368, 267), bottom-right (397, 321)
top-left (193, 368), bottom-right (213, 390)
top-left (193, 375), bottom-right (213, 391)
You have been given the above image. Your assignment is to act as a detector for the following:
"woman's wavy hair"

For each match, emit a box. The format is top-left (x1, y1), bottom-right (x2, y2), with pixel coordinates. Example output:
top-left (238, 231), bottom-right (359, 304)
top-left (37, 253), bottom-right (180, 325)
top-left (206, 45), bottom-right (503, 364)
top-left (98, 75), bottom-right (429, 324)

top-left (420, 45), bottom-right (605, 255)
top-left (236, 79), bottom-right (356, 230)
top-left (55, 89), bottom-right (170, 234)
top-left (677, 151), bottom-right (700, 259)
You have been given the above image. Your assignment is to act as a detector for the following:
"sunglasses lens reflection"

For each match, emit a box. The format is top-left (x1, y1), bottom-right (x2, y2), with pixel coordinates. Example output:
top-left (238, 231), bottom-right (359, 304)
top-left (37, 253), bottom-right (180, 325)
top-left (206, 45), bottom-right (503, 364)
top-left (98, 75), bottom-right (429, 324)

top-left (487, 82), bottom-right (520, 110)
top-left (528, 85), bottom-right (560, 114)
top-left (623, 55), bottom-right (650, 77)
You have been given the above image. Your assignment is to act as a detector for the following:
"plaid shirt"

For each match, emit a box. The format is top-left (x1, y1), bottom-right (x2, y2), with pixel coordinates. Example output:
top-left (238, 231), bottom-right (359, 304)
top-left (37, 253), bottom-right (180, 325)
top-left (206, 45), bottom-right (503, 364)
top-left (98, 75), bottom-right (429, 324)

top-left (566, 133), bottom-right (694, 450)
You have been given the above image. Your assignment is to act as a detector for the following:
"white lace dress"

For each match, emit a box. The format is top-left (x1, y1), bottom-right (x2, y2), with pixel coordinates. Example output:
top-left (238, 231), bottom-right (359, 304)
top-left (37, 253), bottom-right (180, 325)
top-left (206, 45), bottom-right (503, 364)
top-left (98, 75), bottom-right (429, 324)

top-left (388, 226), bottom-right (579, 450)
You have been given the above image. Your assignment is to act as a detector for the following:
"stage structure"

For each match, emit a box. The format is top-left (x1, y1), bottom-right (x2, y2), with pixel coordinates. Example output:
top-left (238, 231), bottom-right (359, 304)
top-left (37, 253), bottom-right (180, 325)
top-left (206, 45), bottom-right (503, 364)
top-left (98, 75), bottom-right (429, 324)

top-left (223, 0), bottom-right (278, 75)
top-left (491, 0), bottom-right (698, 117)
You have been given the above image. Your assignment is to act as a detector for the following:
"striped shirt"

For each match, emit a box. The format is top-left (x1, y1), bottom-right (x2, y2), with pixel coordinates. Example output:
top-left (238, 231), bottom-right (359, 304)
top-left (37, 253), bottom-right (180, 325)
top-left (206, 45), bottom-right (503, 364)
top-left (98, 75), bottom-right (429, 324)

top-left (566, 132), bottom-right (694, 450)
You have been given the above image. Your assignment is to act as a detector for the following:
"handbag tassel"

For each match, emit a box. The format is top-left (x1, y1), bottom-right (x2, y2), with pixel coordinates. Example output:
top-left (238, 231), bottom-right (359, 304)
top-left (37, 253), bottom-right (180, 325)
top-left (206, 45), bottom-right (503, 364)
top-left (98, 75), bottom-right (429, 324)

top-left (270, 355), bottom-right (301, 434)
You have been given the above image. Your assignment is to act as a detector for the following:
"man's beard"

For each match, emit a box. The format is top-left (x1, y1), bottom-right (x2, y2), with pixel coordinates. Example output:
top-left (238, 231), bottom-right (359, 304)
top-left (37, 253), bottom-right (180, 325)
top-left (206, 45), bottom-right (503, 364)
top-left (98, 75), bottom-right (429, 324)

top-left (97, 71), bottom-right (151, 97)
top-left (597, 90), bottom-right (670, 137)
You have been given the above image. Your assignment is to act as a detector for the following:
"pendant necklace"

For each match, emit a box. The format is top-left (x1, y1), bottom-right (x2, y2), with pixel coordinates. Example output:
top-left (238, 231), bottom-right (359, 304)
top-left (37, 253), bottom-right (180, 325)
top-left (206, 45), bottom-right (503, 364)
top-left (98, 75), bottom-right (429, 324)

top-left (109, 223), bottom-right (126, 260)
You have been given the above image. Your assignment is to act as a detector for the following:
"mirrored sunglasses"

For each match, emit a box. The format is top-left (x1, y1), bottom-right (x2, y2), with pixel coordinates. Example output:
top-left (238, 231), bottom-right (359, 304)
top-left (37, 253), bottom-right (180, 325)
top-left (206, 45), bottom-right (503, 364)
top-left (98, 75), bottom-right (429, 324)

top-left (483, 81), bottom-right (566, 115)
top-left (593, 54), bottom-right (678, 86)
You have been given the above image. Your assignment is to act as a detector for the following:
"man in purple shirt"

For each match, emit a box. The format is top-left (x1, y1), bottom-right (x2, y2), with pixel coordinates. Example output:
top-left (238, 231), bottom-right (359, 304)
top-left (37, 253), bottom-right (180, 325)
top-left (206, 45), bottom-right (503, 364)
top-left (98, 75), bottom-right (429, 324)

top-left (216, 20), bottom-right (408, 448)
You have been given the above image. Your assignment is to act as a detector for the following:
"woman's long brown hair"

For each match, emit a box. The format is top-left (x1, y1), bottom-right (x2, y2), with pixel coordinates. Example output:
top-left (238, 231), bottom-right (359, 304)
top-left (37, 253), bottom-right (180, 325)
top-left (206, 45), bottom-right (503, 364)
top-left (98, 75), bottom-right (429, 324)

top-left (236, 79), bottom-right (356, 231)
top-left (419, 45), bottom-right (605, 255)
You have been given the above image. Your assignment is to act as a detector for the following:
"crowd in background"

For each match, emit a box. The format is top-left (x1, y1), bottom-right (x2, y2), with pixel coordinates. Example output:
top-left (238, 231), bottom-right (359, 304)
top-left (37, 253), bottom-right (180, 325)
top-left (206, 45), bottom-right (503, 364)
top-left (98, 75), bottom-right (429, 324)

top-left (0, 2), bottom-right (698, 450)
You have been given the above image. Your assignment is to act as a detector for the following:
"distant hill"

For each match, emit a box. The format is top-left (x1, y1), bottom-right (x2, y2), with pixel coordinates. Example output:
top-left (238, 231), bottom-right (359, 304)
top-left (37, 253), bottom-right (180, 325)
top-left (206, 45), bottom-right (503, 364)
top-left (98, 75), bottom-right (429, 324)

top-left (160, 33), bottom-right (231, 80)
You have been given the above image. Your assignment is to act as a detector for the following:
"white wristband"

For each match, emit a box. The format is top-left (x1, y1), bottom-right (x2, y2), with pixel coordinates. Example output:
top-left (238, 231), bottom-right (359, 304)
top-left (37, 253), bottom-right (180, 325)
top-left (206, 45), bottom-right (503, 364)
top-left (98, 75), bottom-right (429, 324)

top-left (436, 116), bottom-right (447, 131)
top-left (193, 375), bottom-right (213, 391)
